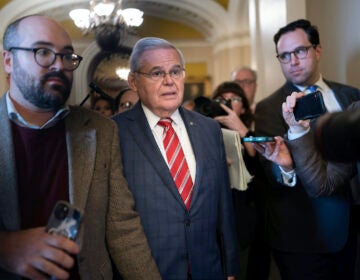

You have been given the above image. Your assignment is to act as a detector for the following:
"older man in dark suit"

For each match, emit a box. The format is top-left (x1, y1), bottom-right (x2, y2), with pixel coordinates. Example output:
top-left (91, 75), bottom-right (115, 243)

top-left (255, 19), bottom-right (360, 280)
top-left (113, 37), bottom-right (238, 280)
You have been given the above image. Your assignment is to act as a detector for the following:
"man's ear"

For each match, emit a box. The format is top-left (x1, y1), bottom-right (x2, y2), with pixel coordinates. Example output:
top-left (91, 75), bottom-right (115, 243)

top-left (2, 50), bottom-right (12, 75)
top-left (128, 72), bottom-right (138, 92)
top-left (315, 44), bottom-right (322, 60)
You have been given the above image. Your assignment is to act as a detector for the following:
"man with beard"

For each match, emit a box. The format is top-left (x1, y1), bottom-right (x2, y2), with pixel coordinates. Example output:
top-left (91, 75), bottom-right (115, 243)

top-left (0, 15), bottom-right (160, 279)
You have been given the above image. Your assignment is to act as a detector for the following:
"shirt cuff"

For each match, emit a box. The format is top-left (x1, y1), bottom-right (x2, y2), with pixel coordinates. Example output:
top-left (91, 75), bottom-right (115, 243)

top-left (279, 166), bottom-right (297, 187)
top-left (287, 127), bottom-right (310, 140)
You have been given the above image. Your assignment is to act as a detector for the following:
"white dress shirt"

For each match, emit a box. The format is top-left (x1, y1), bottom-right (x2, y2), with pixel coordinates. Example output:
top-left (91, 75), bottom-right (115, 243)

top-left (6, 92), bottom-right (69, 129)
top-left (142, 104), bottom-right (196, 182)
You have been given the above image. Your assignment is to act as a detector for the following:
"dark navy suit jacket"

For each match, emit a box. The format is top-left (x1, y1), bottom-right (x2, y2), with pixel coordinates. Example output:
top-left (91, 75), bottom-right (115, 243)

top-left (255, 80), bottom-right (360, 253)
top-left (113, 103), bottom-right (239, 279)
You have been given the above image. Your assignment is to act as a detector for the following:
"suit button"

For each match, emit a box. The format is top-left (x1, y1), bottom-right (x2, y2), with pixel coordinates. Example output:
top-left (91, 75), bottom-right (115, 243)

top-left (185, 219), bottom-right (191, 226)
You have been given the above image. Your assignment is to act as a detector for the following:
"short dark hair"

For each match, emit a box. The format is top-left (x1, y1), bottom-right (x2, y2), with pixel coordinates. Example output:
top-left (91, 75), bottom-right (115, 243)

top-left (273, 19), bottom-right (320, 52)
top-left (212, 81), bottom-right (254, 128)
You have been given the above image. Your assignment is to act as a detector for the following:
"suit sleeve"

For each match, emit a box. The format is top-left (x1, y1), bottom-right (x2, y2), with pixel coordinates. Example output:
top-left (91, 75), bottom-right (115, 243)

top-left (286, 130), bottom-right (357, 197)
top-left (106, 121), bottom-right (161, 279)
top-left (315, 104), bottom-right (360, 161)
top-left (255, 97), bottom-right (291, 187)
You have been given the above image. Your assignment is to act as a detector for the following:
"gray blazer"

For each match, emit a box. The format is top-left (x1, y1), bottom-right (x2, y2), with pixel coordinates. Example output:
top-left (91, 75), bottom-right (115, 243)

top-left (0, 96), bottom-right (160, 279)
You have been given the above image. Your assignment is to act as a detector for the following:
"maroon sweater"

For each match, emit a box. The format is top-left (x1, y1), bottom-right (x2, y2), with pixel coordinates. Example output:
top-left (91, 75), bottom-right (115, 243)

top-left (11, 120), bottom-right (69, 228)
top-left (12, 120), bottom-right (79, 279)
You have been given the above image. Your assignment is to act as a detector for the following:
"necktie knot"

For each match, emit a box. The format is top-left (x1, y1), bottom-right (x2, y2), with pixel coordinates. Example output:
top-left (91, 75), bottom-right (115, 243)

top-left (158, 118), bottom-right (173, 135)
top-left (307, 85), bottom-right (318, 93)
top-left (158, 118), bottom-right (172, 128)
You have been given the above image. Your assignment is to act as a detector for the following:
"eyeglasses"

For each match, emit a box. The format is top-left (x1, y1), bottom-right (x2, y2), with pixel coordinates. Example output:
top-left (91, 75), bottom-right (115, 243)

top-left (8, 47), bottom-right (83, 71)
top-left (119, 101), bottom-right (134, 110)
top-left (276, 45), bottom-right (316, 64)
top-left (135, 67), bottom-right (185, 81)
top-left (235, 79), bottom-right (255, 86)
top-left (215, 97), bottom-right (242, 104)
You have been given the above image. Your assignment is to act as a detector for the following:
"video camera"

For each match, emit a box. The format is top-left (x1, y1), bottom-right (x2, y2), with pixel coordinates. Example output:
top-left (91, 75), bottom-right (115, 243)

top-left (194, 96), bottom-right (232, 118)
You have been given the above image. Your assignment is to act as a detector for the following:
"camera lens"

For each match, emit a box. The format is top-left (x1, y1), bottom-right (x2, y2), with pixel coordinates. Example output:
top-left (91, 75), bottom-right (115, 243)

top-left (54, 203), bottom-right (69, 220)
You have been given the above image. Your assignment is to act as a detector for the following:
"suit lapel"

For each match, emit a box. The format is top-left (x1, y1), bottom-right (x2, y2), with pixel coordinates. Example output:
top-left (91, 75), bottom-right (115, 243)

top-left (65, 109), bottom-right (96, 211)
top-left (126, 104), bottom-right (186, 208)
top-left (324, 80), bottom-right (347, 110)
top-left (179, 108), bottom-right (206, 210)
top-left (0, 96), bottom-right (21, 230)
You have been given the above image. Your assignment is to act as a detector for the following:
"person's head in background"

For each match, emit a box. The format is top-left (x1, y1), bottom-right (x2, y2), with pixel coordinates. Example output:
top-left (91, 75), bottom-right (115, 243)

top-left (230, 66), bottom-right (257, 108)
top-left (127, 37), bottom-right (186, 118)
top-left (274, 19), bottom-right (322, 87)
top-left (212, 81), bottom-right (253, 128)
top-left (116, 87), bottom-right (139, 113)
top-left (92, 96), bottom-right (115, 117)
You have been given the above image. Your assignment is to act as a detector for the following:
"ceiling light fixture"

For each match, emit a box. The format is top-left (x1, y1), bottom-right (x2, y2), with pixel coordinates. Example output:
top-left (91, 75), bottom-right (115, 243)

top-left (69, 0), bottom-right (144, 52)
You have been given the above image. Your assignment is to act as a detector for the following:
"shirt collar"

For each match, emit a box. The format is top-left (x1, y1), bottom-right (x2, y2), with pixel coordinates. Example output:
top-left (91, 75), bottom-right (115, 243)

top-left (141, 103), bottom-right (181, 130)
top-left (294, 74), bottom-right (325, 92)
top-left (6, 91), bottom-right (70, 129)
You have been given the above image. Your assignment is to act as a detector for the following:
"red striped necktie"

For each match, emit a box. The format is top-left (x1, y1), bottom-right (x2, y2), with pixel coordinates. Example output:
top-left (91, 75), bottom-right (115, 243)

top-left (158, 118), bottom-right (193, 209)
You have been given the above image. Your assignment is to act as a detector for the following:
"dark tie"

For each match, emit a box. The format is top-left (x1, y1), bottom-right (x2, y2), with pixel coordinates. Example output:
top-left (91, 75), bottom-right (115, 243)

top-left (306, 85), bottom-right (318, 94)
top-left (158, 118), bottom-right (193, 209)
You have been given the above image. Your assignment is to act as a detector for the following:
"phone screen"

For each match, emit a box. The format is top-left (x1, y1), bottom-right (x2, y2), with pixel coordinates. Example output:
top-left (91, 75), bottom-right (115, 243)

top-left (242, 136), bottom-right (275, 143)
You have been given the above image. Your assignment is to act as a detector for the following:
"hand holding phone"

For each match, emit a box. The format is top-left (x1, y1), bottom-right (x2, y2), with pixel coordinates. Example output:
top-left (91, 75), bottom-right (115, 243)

top-left (293, 91), bottom-right (326, 121)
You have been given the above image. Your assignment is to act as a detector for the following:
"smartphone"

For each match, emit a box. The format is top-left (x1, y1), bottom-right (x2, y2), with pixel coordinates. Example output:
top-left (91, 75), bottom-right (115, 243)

top-left (46, 200), bottom-right (83, 240)
top-left (242, 136), bottom-right (275, 143)
top-left (293, 91), bottom-right (326, 121)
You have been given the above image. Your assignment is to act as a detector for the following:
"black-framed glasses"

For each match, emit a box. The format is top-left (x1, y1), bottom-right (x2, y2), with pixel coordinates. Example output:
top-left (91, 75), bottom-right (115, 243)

top-left (276, 45), bottom-right (316, 64)
top-left (135, 67), bottom-right (185, 82)
top-left (8, 47), bottom-right (83, 71)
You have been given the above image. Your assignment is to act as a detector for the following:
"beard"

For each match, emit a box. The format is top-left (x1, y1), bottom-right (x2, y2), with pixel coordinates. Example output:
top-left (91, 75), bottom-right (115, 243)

top-left (12, 56), bottom-right (72, 110)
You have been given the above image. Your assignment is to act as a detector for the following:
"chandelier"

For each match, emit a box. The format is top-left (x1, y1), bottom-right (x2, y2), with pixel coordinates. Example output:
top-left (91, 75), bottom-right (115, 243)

top-left (69, 0), bottom-right (144, 52)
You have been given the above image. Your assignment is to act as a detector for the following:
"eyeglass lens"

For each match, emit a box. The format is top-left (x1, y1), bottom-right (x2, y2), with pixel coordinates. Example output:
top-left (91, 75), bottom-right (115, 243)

top-left (277, 45), bottom-right (314, 63)
top-left (35, 48), bottom-right (81, 70)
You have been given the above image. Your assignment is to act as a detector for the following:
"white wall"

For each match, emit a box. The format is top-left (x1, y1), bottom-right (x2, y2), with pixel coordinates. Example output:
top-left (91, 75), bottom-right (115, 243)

top-left (249, 0), bottom-right (307, 102)
top-left (307, 0), bottom-right (360, 89)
